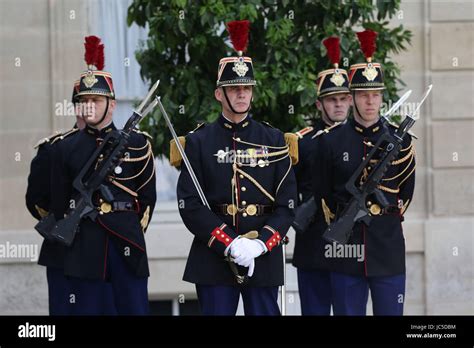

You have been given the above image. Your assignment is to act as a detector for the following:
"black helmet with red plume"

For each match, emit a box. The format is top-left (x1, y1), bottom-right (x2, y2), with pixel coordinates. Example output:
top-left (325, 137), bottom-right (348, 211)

top-left (349, 29), bottom-right (385, 90)
top-left (216, 20), bottom-right (256, 87)
top-left (316, 36), bottom-right (350, 98)
top-left (77, 36), bottom-right (115, 99)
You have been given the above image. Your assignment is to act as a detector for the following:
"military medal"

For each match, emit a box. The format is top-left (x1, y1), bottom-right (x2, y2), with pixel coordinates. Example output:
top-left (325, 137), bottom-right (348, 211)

top-left (216, 149), bottom-right (228, 159)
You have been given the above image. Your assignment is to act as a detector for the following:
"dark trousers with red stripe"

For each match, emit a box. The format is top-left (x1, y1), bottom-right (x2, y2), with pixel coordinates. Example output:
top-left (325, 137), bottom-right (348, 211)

top-left (66, 240), bottom-right (148, 315)
top-left (331, 272), bottom-right (406, 316)
top-left (297, 268), bottom-right (332, 315)
top-left (196, 284), bottom-right (280, 316)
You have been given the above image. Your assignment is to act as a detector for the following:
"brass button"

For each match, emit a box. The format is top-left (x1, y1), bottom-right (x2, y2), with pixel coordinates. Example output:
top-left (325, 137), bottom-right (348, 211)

top-left (100, 202), bottom-right (112, 213)
top-left (235, 137), bottom-right (241, 141)
top-left (242, 213), bottom-right (248, 217)
top-left (245, 204), bottom-right (257, 216)
top-left (239, 175), bottom-right (244, 179)
top-left (369, 204), bottom-right (382, 215)
top-left (241, 201), bottom-right (247, 206)
top-left (241, 187), bottom-right (246, 192)
top-left (226, 204), bottom-right (238, 216)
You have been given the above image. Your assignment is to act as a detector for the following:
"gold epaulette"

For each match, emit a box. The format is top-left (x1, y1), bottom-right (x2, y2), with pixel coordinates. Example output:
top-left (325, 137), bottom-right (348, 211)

top-left (295, 126), bottom-right (314, 139)
top-left (50, 127), bottom-right (79, 145)
top-left (169, 123), bottom-right (205, 167)
top-left (33, 131), bottom-right (63, 149)
top-left (170, 136), bottom-right (186, 167)
top-left (284, 133), bottom-right (299, 165)
top-left (311, 122), bottom-right (342, 139)
top-left (386, 120), bottom-right (418, 139)
top-left (133, 129), bottom-right (153, 139)
top-left (35, 127), bottom-right (79, 148)
top-left (262, 121), bottom-right (275, 128)
top-left (190, 122), bottom-right (206, 133)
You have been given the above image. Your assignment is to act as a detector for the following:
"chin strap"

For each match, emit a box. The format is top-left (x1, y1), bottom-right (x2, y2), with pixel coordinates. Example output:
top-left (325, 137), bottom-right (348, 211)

top-left (223, 87), bottom-right (251, 115)
top-left (89, 97), bottom-right (110, 127)
top-left (351, 91), bottom-right (372, 122)
top-left (319, 97), bottom-right (338, 125)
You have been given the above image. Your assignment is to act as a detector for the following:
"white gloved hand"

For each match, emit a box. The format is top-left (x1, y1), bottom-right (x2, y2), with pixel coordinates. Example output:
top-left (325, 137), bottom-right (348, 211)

top-left (230, 238), bottom-right (266, 276)
top-left (225, 235), bottom-right (246, 257)
top-left (247, 259), bottom-right (255, 277)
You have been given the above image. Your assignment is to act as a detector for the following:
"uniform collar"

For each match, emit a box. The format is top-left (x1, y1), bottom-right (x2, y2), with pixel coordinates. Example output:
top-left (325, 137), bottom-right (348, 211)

top-left (350, 117), bottom-right (383, 136)
top-left (315, 118), bottom-right (333, 130)
top-left (84, 122), bottom-right (116, 137)
top-left (218, 113), bottom-right (252, 132)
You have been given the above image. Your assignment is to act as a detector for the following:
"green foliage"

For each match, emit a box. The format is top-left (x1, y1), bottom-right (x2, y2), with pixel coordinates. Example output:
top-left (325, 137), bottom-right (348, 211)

top-left (128, 0), bottom-right (412, 158)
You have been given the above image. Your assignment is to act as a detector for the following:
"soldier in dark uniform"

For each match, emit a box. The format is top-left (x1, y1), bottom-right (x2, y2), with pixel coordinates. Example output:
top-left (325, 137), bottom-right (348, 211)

top-left (49, 36), bottom-right (156, 315)
top-left (311, 30), bottom-right (416, 315)
top-left (292, 37), bottom-right (351, 315)
top-left (26, 81), bottom-right (81, 315)
top-left (174, 20), bottom-right (297, 315)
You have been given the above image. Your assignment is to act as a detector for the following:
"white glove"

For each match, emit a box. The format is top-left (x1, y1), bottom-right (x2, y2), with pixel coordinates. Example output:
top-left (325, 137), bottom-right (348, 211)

top-left (224, 236), bottom-right (242, 257)
top-left (230, 238), bottom-right (266, 277)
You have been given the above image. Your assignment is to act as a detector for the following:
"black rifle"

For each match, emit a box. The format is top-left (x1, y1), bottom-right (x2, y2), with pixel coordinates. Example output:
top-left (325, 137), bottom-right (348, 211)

top-left (322, 85), bottom-right (432, 245)
top-left (35, 81), bottom-right (160, 247)
top-left (292, 196), bottom-right (316, 234)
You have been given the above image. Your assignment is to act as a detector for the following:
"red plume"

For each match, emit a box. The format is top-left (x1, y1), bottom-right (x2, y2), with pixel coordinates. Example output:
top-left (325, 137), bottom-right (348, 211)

top-left (84, 35), bottom-right (104, 70)
top-left (323, 37), bottom-right (341, 66)
top-left (226, 20), bottom-right (250, 53)
top-left (95, 42), bottom-right (104, 71)
top-left (356, 29), bottom-right (378, 59)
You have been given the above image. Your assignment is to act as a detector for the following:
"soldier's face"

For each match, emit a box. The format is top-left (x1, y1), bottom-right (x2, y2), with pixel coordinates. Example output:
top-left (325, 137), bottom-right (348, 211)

top-left (316, 93), bottom-right (352, 123)
top-left (215, 86), bottom-right (253, 115)
top-left (353, 90), bottom-right (383, 121)
top-left (78, 95), bottom-right (115, 126)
